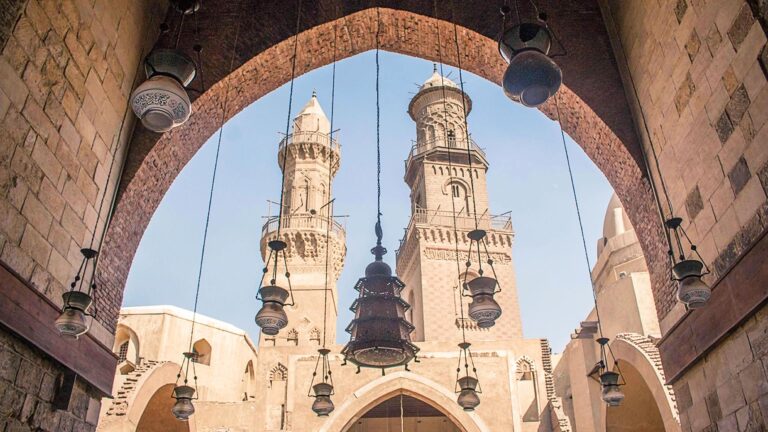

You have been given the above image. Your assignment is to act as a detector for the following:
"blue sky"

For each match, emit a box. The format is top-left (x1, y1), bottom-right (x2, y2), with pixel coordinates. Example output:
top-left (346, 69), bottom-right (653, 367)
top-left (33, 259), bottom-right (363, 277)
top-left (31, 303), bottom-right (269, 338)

top-left (122, 51), bottom-right (614, 353)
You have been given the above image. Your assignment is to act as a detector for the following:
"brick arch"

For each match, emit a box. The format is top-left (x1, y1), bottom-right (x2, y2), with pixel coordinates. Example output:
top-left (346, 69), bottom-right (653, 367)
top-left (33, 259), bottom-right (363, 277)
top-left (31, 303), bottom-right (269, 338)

top-left (99, 4), bottom-right (671, 332)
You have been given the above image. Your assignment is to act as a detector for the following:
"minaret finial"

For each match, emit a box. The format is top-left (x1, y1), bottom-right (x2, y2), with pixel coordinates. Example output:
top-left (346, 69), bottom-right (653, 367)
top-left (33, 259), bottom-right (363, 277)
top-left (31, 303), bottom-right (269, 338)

top-left (312, 89), bottom-right (317, 98)
top-left (433, 63), bottom-right (438, 73)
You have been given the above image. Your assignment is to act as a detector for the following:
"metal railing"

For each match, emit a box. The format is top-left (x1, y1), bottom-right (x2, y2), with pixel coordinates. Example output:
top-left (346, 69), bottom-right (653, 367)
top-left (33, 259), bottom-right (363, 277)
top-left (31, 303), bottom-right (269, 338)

top-left (261, 214), bottom-right (346, 239)
top-left (278, 131), bottom-right (340, 153)
top-left (405, 137), bottom-right (485, 167)
top-left (396, 208), bottom-right (513, 256)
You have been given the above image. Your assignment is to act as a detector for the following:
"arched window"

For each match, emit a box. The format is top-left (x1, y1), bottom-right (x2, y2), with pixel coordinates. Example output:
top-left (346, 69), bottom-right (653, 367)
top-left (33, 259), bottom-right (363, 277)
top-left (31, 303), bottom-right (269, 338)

top-left (113, 325), bottom-right (140, 369)
top-left (192, 339), bottom-right (212, 366)
top-left (242, 360), bottom-right (255, 401)
top-left (118, 341), bottom-right (129, 363)
top-left (447, 130), bottom-right (456, 147)
top-left (452, 184), bottom-right (460, 198)
top-left (310, 328), bottom-right (321, 345)
top-left (517, 357), bottom-right (540, 422)
top-left (287, 328), bottom-right (299, 345)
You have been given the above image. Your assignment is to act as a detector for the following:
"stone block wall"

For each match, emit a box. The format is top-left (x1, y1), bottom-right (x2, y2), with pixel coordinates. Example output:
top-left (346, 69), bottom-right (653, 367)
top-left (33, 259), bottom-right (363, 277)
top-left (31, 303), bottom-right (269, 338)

top-left (0, 327), bottom-right (100, 432)
top-left (672, 302), bottom-right (768, 431)
top-left (607, 0), bottom-right (768, 321)
top-left (0, 0), bottom-right (165, 338)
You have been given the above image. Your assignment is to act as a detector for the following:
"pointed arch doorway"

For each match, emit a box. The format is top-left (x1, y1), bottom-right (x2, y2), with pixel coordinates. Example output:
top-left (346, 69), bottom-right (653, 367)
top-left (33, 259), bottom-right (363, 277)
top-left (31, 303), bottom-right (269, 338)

top-left (345, 394), bottom-right (462, 432)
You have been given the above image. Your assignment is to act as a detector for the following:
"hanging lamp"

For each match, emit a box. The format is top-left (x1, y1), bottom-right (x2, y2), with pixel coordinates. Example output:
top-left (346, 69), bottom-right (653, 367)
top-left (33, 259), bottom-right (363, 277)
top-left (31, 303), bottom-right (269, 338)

top-left (55, 248), bottom-right (97, 338)
top-left (433, 0), bottom-right (488, 411)
top-left (171, 351), bottom-right (198, 420)
top-left (255, 0), bottom-right (303, 336)
top-left (555, 97), bottom-right (626, 406)
top-left (342, 7), bottom-right (419, 373)
top-left (307, 12), bottom-right (340, 415)
top-left (447, 5), bottom-right (504, 329)
top-left (595, 337), bottom-right (625, 406)
top-left (498, 2), bottom-right (564, 107)
top-left (169, 8), bottom-right (232, 419)
top-left (665, 218), bottom-right (711, 308)
top-left (131, 0), bottom-right (203, 132)
top-left (455, 342), bottom-right (482, 411)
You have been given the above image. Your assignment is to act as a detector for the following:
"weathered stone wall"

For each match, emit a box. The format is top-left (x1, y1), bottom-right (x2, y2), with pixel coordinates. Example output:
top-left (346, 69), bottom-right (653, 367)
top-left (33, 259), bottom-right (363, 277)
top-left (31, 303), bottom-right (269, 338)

top-left (672, 302), bottom-right (768, 431)
top-left (0, 0), bottom-right (165, 336)
top-left (0, 0), bottom-right (165, 428)
top-left (604, 1), bottom-right (768, 430)
top-left (605, 0), bottom-right (768, 325)
top-left (0, 327), bottom-right (101, 431)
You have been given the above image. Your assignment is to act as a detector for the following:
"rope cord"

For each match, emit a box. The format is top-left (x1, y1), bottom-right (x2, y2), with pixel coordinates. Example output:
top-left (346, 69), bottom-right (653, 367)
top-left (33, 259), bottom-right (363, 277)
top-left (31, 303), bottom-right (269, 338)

top-left (554, 98), bottom-right (606, 339)
top-left (277, 0), bottom-right (304, 238)
top-left (602, 4), bottom-right (677, 260)
top-left (433, 0), bottom-right (467, 344)
top-left (450, 11), bottom-right (480, 230)
top-left (186, 17), bottom-right (242, 355)
top-left (321, 5), bottom-right (340, 349)
top-left (375, 7), bottom-right (382, 229)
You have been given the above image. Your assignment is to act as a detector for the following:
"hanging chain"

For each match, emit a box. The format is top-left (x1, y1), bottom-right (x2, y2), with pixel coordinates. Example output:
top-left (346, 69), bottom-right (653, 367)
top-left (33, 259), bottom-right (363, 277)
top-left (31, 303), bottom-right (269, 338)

top-left (375, 6), bottom-right (382, 229)
top-left (450, 7), bottom-right (480, 230)
top-left (186, 10), bottom-right (242, 356)
top-left (277, 0), bottom-right (304, 237)
top-left (555, 96), bottom-right (621, 375)
top-left (321, 3), bottom-right (340, 350)
top-left (433, 0), bottom-right (467, 344)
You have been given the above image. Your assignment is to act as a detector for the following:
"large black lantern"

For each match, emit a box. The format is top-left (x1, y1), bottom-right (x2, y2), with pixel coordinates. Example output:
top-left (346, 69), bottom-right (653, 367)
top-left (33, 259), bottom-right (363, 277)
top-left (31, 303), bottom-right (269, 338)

top-left (342, 223), bottom-right (419, 372)
top-left (499, 22), bottom-right (562, 107)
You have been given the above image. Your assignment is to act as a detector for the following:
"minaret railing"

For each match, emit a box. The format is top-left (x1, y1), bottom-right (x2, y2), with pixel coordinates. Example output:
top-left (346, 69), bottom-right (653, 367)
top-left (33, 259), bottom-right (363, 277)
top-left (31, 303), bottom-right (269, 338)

top-left (404, 138), bottom-right (485, 168)
top-left (261, 214), bottom-right (346, 239)
top-left (278, 131), bottom-right (341, 154)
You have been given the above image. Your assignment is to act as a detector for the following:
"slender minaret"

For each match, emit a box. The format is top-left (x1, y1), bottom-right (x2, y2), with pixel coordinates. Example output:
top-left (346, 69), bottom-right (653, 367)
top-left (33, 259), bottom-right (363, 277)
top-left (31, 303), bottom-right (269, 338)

top-left (259, 92), bottom-right (346, 347)
top-left (396, 67), bottom-right (523, 342)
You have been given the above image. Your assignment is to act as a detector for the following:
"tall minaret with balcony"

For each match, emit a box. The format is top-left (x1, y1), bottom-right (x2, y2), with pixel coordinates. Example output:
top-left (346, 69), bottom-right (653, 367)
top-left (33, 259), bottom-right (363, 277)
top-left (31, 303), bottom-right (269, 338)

top-left (396, 67), bottom-right (523, 342)
top-left (259, 92), bottom-right (346, 347)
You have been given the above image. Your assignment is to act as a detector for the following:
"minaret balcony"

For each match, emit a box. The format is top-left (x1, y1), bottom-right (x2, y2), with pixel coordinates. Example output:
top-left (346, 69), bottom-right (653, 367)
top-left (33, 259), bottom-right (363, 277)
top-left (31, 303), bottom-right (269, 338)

top-left (278, 131), bottom-right (340, 154)
top-left (404, 137), bottom-right (486, 170)
top-left (261, 214), bottom-right (346, 242)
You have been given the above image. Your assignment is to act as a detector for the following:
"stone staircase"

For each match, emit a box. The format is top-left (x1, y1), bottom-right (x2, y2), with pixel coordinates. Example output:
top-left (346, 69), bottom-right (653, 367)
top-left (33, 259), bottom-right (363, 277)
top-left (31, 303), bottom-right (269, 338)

top-left (99, 360), bottom-right (165, 425)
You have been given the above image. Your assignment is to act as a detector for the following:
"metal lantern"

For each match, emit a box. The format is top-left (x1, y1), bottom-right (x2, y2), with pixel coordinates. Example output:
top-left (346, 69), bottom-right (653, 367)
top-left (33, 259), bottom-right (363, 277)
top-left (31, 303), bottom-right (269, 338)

top-left (455, 342), bottom-right (482, 411)
top-left (465, 276), bottom-right (502, 328)
top-left (499, 22), bottom-right (562, 107)
top-left (309, 348), bottom-right (336, 416)
top-left (131, 50), bottom-right (195, 132)
top-left (600, 371), bottom-right (625, 407)
top-left (172, 351), bottom-right (199, 421)
top-left (130, 0), bottom-right (202, 133)
top-left (342, 223), bottom-right (419, 372)
top-left (55, 248), bottom-right (97, 339)
top-left (665, 218), bottom-right (711, 309)
top-left (461, 229), bottom-right (502, 328)
top-left (594, 337), bottom-right (625, 407)
top-left (171, 385), bottom-right (196, 420)
top-left (255, 240), bottom-right (295, 335)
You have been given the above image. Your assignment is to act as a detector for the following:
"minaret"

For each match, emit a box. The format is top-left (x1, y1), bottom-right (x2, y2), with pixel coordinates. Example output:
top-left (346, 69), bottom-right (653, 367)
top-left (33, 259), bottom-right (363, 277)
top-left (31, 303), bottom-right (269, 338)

top-left (259, 92), bottom-right (346, 347)
top-left (395, 67), bottom-right (523, 342)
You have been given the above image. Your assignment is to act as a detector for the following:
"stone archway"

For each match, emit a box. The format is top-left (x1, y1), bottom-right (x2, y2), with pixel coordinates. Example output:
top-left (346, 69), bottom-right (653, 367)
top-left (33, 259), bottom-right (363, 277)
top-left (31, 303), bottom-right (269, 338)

top-left (318, 371), bottom-right (489, 432)
top-left (98, 362), bottom-right (197, 432)
top-left (100, 4), bottom-right (670, 335)
top-left (599, 334), bottom-right (681, 432)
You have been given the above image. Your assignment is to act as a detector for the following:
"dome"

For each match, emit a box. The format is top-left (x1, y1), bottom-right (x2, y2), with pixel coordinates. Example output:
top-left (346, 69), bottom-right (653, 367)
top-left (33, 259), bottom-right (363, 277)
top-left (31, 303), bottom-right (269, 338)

top-left (292, 91), bottom-right (331, 134)
top-left (602, 193), bottom-right (633, 239)
top-left (419, 64), bottom-right (459, 91)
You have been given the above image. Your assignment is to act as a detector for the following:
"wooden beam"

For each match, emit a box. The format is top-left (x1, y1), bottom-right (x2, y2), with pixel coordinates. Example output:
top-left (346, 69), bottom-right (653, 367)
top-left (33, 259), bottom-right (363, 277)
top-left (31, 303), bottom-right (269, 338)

top-left (0, 262), bottom-right (116, 397)
top-left (658, 230), bottom-right (768, 383)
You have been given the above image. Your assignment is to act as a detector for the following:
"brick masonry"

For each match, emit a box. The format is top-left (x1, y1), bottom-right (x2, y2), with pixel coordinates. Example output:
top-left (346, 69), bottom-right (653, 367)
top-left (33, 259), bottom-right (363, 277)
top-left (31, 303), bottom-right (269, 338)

top-left (0, 327), bottom-right (101, 431)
